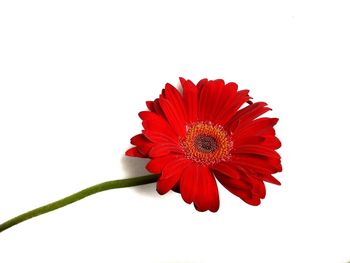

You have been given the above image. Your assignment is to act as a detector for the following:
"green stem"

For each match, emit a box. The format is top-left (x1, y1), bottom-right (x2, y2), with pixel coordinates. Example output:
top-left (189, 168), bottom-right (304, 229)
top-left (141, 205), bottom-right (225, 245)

top-left (0, 174), bottom-right (160, 233)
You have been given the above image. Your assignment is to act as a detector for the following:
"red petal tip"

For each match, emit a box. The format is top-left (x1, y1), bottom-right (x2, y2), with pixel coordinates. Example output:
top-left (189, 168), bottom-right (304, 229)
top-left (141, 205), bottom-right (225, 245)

top-left (125, 147), bottom-right (145, 158)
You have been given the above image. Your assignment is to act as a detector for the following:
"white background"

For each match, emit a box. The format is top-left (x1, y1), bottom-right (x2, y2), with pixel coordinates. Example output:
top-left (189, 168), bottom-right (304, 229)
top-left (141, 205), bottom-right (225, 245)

top-left (0, 1), bottom-right (349, 262)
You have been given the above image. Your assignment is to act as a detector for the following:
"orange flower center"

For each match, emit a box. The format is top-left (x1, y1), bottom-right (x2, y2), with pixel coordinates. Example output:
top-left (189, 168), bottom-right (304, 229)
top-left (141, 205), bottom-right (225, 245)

top-left (181, 122), bottom-right (233, 165)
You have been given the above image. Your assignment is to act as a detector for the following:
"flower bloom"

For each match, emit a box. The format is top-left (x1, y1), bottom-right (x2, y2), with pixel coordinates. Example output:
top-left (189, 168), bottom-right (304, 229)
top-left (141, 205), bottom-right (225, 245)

top-left (126, 78), bottom-right (282, 212)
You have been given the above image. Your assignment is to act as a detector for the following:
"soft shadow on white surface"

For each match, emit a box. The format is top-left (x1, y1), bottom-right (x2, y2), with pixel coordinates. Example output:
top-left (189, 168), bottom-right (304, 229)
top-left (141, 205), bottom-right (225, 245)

top-left (120, 155), bottom-right (156, 196)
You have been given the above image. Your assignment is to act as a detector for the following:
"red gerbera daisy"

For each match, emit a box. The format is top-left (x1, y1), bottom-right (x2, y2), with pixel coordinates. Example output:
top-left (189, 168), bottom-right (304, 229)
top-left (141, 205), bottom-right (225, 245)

top-left (126, 78), bottom-right (282, 212)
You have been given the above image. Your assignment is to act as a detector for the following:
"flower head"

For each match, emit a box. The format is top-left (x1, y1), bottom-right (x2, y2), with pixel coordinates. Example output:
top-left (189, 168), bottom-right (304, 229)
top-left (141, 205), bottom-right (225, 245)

top-left (126, 78), bottom-right (282, 212)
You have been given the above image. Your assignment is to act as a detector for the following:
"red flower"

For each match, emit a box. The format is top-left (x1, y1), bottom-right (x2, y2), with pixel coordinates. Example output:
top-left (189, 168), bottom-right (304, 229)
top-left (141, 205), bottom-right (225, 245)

top-left (126, 78), bottom-right (282, 212)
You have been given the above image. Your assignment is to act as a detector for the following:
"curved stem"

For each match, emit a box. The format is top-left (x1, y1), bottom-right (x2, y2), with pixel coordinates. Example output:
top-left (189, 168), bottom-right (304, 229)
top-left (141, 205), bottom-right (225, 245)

top-left (0, 174), bottom-right (160, 233)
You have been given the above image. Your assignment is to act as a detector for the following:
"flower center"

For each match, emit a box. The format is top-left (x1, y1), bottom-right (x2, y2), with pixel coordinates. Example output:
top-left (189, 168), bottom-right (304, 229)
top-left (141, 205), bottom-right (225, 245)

top-left (181, 122), bottom-right (233, 165)
top-left (194, 135), bottom-right (218, 153)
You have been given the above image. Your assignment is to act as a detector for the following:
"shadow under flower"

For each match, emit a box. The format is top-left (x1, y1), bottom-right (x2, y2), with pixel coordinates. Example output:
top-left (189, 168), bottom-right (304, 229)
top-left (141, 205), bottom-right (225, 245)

top-left (120, 155), bottom-right (157, 196)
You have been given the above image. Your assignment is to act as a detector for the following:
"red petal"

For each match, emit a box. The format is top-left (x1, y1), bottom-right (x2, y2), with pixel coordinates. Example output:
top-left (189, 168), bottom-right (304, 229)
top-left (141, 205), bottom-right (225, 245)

top-left (232, 155), bottom-right (282, 174)
top-left (237, 118), bottom-right (278, 137)
top-left (130, 134), bottom-right (153, 155)
top-left (214, 170), bottom-right (252, 191)
top-left (221, 82), bottom-right (238, 121)
top-left (225, 82), bottom-right (238, 92)
top-left (234, 145), bottom-right (281, 159)
top-left (180, 165), bottom-right (199, 204)
top-left (164, 83), bottom-right (188, 123)
top-left (194, 166), bottom-right (220, 212)
top-left (198, 80), bottom-right (227, 122)
top-left (196, 78), bottom-right (208, 90)
top-left (198, 81), bottom-right (212, 121)
top-left (234, 135), bottom-right (266, 146)
top-left (215, 171), bottom-right (261, 206)
top-left (253, 172), bottom-right (281, 185)
top-left (148, 145), bottom-right (171, 157)
top-left (146, 101), bottom-right (155, 112)
top-left (180, 77), bottom-right (198, 122)
top-left (181, 165), bottom-right (219, 212)
top-left (261, 135), bottom-right (282, 149)
top-left (232, 189), bottom-right (261, 206)
top-left (211, 162), bottom-right (240, 179)
top-left (231, 89), bottom-right (251, 112)
top-left (146, 155), bottom-right (174, 173)
top-left (159, 96), bottom-right (186, 136)
top-left (234, 134), bottom-right (281, 150)
top-left (252, 179), bottom-right (266, 198)
top-left (139, 111), bottom-right (171, 132)
top-left (139, 111), bottom-right (178, 142)
top-left (211, 83), bottom-right (240, 125)
top-left (130, 133), bottom-right (151, 145)
top-left (157, 158), bottom-right (190, 195)
top-left (125, 147), bottom-right (145, 158)
top-left (142, 130), bottom-right (178, 144)
top-left (217, 89), bottom-right (251, 125)
top-left (228, 102), bottom-right (271, 129)
top-left (237, 167), bottom-right (266, 198)
top-left (148, 143), bottom-right (182, 157)
top-left (152, 98), bottom-right (166, 118)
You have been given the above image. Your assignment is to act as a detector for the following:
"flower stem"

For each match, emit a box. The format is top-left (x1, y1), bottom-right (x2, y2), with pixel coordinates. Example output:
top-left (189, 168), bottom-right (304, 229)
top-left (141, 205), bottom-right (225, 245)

top-left (0, 174), bottom-right (160, 233)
